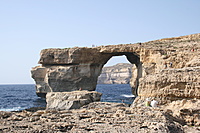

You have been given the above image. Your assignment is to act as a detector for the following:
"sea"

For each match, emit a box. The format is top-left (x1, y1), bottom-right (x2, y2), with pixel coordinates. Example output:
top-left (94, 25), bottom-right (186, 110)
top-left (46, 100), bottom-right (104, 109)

top-left (0, 84), bottom-right (135, 112)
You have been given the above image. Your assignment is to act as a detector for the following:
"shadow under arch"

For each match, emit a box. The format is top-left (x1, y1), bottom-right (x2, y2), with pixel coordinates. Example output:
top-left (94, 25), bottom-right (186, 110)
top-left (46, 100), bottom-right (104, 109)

top-left (100, 52), bottom-right (142, 97)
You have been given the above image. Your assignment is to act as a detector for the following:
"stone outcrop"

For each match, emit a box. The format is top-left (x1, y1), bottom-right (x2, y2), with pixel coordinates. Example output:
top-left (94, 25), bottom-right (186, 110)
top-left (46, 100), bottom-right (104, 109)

top-left (132, 67), bottom-right (200, 106)
top-left (131, 34), bottom-right (200, 105)
top-left (46, 91), bottom-right (102, 110)
top-left (31, 33), bottom-right (200, 105)
top-left (97, 63), bottom-right (133, 84)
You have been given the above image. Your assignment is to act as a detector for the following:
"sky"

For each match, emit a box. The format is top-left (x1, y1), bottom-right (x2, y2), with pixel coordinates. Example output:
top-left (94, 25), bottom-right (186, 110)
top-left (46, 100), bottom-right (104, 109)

top-left (0, 0), bottom-right (200, 84)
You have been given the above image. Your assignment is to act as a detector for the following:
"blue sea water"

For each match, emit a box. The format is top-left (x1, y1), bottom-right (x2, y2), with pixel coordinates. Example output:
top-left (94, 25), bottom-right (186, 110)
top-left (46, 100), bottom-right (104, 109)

top-left (96, 84), bottom-right (135, 104)
top-left (0, 84), bottom-right (135, 111)
top-left (0, 84), bottom-right (46, 111)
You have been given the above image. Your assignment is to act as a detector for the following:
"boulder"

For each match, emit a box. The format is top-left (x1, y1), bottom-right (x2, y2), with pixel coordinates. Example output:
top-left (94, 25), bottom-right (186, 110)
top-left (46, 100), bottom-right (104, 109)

top-left (46, 91), bottom-right (102, 110)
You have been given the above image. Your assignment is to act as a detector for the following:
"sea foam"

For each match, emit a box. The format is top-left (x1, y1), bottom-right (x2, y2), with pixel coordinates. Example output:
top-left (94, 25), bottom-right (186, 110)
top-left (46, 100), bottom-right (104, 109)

top-left (0, 107), bottom-right (25, 112)
top-left (121, 94), bottom-right (135, 98)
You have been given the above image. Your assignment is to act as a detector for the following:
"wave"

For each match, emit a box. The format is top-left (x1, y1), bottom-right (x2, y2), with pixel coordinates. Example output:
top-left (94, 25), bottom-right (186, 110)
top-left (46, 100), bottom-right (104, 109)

top-left (121, 94), bottom-right (135, 98)
top-left (0, 106), bottom-right (26, 112)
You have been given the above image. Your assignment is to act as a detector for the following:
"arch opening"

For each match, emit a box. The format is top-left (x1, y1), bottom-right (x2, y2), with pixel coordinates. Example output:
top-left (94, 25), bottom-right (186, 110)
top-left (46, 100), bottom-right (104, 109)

top-left (96, 52), bottom-right (142, 104)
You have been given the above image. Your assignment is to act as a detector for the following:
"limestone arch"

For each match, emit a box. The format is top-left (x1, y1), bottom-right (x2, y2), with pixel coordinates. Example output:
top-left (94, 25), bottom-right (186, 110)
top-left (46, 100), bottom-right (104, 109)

top-left (32, 49), bottom-right (142, 98)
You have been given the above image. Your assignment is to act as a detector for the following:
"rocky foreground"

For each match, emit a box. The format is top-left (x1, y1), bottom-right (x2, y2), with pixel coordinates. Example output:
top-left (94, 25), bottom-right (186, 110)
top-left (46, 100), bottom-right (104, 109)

top-left (0, 100), bottom-right (200, 133)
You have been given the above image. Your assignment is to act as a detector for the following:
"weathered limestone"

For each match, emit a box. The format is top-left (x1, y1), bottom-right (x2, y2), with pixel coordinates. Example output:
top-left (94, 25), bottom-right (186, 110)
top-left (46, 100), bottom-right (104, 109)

top-left (38, 47), bottom-right (112, 65)
top-left (31, 33), bottom-right (200, 106)
top-left (31, 47), bottom-right (142, 97)
top-left (31, 64), bottom-right (103, 97)
top-left (163, 99), bottom-right (200, 126)
top-left (130, 34), bottom-right (200, 105)
top-left (1, 102), bottom-right (200, 132)
top-left (46, 91), bottom-right (102, 110)
top-left (132, 67), bottom-right (200, 106)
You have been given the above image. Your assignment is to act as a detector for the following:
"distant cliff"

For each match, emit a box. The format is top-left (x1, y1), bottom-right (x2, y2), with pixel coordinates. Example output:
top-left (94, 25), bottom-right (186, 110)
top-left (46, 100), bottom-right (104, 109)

top-left (97, 63), bottom-right (133, 84)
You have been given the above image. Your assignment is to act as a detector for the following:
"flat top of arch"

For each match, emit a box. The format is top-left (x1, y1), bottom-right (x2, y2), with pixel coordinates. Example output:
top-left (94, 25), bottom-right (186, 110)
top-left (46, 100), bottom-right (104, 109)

top-left (38, 33), bottom-right (200, 65)
top-left (41, 33), bottom-right (200, 53)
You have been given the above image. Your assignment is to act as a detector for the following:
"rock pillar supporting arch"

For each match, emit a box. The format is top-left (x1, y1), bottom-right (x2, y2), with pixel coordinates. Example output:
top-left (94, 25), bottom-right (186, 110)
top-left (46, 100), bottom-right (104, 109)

top-left (125, 53), bottom-right (142, 96)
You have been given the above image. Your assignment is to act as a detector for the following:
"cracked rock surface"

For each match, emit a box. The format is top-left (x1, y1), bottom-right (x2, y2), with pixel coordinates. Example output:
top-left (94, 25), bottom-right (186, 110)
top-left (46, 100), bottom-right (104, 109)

top-left (1, 102), bottom-right (200, 133)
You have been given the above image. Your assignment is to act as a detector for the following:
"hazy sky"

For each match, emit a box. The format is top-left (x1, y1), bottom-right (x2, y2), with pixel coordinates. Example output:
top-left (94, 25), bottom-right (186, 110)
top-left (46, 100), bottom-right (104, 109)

top-left (0, 0), bottom-right (200, 84)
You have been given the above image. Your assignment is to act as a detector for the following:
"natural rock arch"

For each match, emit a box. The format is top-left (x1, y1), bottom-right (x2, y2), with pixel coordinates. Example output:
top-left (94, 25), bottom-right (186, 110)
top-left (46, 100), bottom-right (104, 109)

top-left (31, 48), bottom-right (142, 98)
top-left (31, 33), bottom-right (200, 106)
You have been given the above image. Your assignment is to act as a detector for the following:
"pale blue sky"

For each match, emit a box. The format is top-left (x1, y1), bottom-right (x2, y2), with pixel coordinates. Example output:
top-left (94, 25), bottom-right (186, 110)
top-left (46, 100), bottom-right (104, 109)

top-left (0, 0), bottom-right (200, 84)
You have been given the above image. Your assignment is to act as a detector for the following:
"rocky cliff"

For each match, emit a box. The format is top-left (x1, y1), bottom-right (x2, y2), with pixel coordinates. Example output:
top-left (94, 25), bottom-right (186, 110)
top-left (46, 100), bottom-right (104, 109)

top-left (31, 33), bottom-right (200, 106)
top-left (97, 63), bottom-right (133, 84)
top-left (131, 33), bottom-right (200, 106)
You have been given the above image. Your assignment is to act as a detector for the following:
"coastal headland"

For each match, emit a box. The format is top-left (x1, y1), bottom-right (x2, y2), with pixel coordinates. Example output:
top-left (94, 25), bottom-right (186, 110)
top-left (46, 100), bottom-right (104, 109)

top-left (31, 33), bottom-right (200, 105)
top-left (0, 33), bottom-right (199, 132)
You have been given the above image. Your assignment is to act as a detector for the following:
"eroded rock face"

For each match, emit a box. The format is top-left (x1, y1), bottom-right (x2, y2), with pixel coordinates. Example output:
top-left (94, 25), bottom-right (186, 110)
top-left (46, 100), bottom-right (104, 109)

top-left (39, 47), bottom-right (112, 65)
top-left (31, 33), bottom-right (200, 105)
top-left (131, 34), bottom-right (200, 105)
top-left (132, 67), bottom-right (200, 105)
top-left (31, 46), bottom-right (141, 97)
top-left (31, 64), bottom-right (103, 97)
top-left (46, 91), bottom-right (102, 110)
